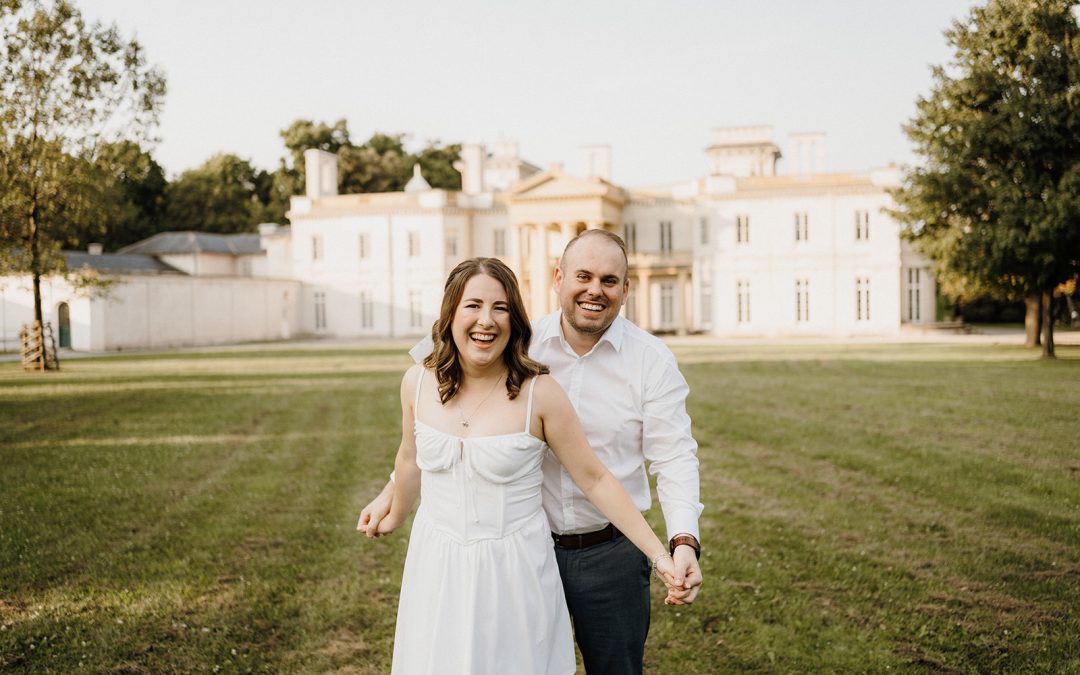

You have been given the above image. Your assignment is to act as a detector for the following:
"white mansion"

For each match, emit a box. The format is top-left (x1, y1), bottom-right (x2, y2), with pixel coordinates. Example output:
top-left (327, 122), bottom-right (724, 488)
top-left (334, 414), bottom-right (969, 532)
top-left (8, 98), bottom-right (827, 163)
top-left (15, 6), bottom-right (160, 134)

top-left (0, 126), bottom-right (936, 352)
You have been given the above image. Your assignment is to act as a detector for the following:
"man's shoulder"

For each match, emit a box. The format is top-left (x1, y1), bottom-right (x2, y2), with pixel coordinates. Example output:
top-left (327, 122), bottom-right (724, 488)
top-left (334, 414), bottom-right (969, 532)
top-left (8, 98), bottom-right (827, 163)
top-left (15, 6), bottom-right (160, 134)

top-left (614, 316), bottom-right (678, 366)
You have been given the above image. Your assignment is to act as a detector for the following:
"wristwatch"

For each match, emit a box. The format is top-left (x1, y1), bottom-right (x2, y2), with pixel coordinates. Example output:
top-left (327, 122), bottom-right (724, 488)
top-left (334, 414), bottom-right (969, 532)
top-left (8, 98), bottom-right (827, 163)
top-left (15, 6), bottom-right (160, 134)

top-left (669, 533), bottom-right (700, 559)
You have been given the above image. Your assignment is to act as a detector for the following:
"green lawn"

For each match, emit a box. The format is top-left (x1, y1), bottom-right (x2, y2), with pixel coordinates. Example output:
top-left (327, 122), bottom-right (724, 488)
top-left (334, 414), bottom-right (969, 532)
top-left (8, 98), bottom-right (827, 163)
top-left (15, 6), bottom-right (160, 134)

top-left (1, 342), bottom-right (1077, 673)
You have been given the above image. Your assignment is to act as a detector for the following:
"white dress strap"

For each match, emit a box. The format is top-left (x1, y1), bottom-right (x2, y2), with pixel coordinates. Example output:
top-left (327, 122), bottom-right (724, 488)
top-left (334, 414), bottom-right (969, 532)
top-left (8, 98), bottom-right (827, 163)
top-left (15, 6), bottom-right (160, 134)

top-left (523, 376), bottom-right (538, 433)
top-left (414, 368), bottom-right (426, 422)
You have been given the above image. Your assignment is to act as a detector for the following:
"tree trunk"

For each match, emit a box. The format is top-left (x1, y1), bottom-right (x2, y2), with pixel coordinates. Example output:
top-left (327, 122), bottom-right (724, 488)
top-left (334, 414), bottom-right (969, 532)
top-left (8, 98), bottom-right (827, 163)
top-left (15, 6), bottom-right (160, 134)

top-left (29, 187), bottom-right (43, 325)
top-left (1024, 289), bottom-right (1042, 347)
top-left (1041, 289), bottom-right (1055, 360)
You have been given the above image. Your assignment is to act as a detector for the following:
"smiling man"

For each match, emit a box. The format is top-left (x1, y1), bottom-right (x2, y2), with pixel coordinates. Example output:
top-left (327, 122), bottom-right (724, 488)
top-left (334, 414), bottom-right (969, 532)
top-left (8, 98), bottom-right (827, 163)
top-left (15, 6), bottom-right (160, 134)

top-left (361, 230), bottom-right (703, 674)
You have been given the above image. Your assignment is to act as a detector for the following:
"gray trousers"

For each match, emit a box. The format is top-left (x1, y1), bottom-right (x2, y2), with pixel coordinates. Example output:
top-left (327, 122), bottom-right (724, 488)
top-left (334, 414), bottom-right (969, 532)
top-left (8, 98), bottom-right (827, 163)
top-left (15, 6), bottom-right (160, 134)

top-left (553, 531), bottom-right (652, 675)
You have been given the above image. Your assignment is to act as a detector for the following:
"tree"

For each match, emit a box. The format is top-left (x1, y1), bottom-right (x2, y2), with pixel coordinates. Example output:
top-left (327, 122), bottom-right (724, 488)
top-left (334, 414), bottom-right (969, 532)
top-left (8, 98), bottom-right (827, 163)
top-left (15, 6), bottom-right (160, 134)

top-left (415, 140), bottom-right (463, 191)
top-left (273, 119), bottom-right (463, 205)
top-left (164, 153), bottom-right (271, 234)
top-left (893, 0), bottom-right (1080, 358)
top-left (0, 0), bottom-right (165, 332)
top-left (88, 140), bottom-right (167, 250)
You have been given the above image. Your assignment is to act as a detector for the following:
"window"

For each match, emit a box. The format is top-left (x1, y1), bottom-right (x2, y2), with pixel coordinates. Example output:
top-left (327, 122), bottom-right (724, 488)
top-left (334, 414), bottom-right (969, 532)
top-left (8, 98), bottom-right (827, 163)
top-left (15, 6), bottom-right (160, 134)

top-left (358, 233), bottom-right (370, 260)
top-left (660, 282), bottom-right (675, 325)
top-left (359, 291), bottom-right (374, 329)
top-left (795, 212), bottom-right (809, 241)
top-left (700, 217), bottom-right (709, 246)
top-left (408, 231), bottom-right (421, 257)
top-left (314, 291), bottom-right (327, 331)
top-left (494, 229), bottom-right (507, 257)
top-left (409, 290), bottom-right (423, 328)
top-left (446, 234), bottom-right (458, 257)
top-left (660, 221), bottom-right (673, 254)
top-left (795, 279), bottom-right (810, 322)
top-left (312, 235), bottom-right (324, 261)
top-left (737, 280), bottom-right (751, 323)
top-left (907, 268), bottom-right (922, 322)
top-left (856, 277), bottom-right (871, 321)
top-left (855, 210), bottom-right (870, 240)
top-left (700, 283), bottom-right (712, 324)
top-left (736, 215), bottom-right (750, 244)
top-left (625, 222), bottom-right (637, 254)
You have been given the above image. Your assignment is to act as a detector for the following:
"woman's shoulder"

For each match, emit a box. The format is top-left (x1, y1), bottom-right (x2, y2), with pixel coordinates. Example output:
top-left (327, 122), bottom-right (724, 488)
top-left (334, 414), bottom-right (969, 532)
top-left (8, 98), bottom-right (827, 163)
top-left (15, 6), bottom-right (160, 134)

top-left (400, 364), bottom-right (429, 393)
top-left (529, 373), bottom-right (570, 407)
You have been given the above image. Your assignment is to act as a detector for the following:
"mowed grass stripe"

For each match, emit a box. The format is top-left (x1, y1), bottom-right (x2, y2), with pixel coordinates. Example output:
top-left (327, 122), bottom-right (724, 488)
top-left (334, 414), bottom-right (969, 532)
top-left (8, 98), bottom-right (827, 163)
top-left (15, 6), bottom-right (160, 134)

top-left (1, 343), bottom-right (1077, 672)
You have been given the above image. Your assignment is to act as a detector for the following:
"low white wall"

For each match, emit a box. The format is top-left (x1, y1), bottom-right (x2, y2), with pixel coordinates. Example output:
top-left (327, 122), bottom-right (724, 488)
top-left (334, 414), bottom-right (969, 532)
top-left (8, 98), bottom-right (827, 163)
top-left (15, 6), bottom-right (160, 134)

top-left (0, 274), bottom-right (302, 352)
top-left (100, 275), bottom-right (302, 350)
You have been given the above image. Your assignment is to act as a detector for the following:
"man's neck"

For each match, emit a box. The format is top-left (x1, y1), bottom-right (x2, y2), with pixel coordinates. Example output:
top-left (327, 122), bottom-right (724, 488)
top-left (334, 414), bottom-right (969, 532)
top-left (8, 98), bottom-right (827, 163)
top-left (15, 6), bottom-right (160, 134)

top-left (559, 313), bottom-right (604, 357)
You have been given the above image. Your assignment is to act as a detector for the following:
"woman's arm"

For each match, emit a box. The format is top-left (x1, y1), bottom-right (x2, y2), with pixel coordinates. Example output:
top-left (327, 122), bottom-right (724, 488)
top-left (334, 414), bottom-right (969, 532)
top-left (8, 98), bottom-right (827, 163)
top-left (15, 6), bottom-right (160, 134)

top-left (534, 376), bottom-right (679, 586)
top-left (377, 366), bottom-right (422, 533)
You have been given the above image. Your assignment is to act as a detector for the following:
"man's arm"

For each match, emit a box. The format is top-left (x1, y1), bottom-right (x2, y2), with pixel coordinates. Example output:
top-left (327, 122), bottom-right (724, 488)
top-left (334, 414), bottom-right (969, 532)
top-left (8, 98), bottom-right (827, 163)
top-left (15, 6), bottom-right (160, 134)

top-left (642, 354), bottom-right (704, 604)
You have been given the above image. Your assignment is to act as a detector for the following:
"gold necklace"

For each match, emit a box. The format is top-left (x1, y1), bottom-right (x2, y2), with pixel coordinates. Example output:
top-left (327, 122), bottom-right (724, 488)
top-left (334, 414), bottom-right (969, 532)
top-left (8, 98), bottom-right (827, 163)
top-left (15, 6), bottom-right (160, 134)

top-left (456, 373), bottom-right (505, 429)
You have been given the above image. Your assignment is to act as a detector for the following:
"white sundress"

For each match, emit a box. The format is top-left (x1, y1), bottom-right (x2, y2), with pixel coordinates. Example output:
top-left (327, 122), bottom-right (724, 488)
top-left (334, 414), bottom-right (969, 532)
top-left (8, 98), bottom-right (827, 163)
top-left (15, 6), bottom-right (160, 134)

top-left (390, 371), bottom-right (575, 675)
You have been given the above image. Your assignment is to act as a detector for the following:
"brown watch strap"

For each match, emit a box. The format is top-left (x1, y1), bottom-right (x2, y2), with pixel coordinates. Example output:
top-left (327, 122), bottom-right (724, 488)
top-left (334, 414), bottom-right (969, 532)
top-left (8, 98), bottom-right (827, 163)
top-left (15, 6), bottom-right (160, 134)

top-left (669, 534), bottom-right (700, 559)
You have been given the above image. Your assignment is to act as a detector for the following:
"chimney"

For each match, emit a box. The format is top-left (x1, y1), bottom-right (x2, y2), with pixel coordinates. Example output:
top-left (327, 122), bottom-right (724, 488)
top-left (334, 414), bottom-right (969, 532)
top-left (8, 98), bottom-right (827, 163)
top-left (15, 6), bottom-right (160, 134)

top-left (455, 142), bottom-right (486, 195)
top-left (787, 132), bottom-right (827, 177)
top-left (304, 149), bottom-right (339, 198)
top-left (579, 144), bottom-right (611, 181)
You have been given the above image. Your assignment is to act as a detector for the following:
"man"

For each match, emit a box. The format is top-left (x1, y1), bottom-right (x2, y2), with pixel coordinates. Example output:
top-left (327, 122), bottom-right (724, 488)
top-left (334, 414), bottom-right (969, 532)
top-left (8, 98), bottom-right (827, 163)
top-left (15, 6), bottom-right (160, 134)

top-left (360, 230), bottom-right (702, 674)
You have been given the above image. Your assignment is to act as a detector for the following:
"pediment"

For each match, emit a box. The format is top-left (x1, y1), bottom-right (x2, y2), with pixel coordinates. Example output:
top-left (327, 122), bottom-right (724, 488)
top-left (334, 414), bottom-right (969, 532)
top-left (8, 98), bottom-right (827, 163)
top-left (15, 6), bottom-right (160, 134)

top-left (509, 171), bottom-right (625, 204)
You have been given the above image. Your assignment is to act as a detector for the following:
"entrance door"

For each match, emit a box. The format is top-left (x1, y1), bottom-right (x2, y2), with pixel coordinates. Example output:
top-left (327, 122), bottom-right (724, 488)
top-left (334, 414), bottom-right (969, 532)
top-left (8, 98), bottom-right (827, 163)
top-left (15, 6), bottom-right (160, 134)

top-left (57, 302), bottom-right (71, 348)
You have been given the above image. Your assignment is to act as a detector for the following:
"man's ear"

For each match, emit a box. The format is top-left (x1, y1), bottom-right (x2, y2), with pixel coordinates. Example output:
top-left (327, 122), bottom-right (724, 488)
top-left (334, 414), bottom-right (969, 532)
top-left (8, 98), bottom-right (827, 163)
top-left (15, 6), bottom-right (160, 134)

top-left (552, 265), bottom-right (563, 292)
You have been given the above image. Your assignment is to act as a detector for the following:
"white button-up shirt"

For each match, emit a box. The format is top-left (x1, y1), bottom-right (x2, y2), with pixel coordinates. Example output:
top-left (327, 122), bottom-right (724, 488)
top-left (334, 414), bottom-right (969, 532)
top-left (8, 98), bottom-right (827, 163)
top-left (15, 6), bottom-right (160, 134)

top-left (531, 311), bottom-right (702, 541)
top-left (408, 311), bottom-right (703, 541)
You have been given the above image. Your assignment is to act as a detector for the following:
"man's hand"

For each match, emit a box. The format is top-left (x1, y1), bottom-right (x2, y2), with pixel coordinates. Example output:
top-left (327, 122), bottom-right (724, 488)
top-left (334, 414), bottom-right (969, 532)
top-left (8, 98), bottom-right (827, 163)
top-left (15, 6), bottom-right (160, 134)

top-left (356, 480), bottom-right (394, 539)
top-left (664, 545), bottom-right (702, 605)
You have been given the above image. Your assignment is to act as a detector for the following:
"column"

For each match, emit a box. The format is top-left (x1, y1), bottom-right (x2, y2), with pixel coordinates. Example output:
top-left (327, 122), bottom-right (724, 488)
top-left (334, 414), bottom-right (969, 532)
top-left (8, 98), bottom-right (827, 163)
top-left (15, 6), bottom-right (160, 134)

top-left (676, 269), bottom-right (690, 336)
top-left (636, 269), bottom-right (652, 331)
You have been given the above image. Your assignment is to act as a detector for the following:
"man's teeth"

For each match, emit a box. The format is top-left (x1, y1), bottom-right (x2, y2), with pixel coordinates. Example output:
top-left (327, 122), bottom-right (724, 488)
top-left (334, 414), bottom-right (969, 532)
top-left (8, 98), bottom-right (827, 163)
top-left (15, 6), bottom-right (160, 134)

top-left (471, 333), bottom-right (495, 342)
top-left (580, 302), bottom-right (604, 311)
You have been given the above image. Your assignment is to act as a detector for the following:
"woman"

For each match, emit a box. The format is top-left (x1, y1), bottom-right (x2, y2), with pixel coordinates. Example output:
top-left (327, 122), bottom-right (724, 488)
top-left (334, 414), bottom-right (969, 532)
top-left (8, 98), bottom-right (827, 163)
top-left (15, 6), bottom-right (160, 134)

top-left (376, 257), bottom-right (677, 675)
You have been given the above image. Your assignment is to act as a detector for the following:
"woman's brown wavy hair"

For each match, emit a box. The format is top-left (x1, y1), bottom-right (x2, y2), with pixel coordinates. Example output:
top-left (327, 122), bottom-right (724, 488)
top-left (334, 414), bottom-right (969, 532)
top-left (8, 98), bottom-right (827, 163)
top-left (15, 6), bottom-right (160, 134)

top-left (423, 257), bottom-right (548, 404)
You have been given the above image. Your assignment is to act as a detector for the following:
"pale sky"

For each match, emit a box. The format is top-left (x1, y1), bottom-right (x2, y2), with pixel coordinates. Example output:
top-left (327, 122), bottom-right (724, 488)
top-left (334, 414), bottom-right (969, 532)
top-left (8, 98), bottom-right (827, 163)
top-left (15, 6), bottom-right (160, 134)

top-left (77, 0), bottom-right (978, 188)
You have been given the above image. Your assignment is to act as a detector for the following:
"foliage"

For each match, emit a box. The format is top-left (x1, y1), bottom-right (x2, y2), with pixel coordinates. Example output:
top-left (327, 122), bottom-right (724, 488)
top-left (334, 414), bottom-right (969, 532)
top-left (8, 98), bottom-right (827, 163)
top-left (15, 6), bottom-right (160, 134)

top-left (163, 154), bottom-right (275, 234)
top-left (88, 140), bottom-right (168, 251)
top-left (274, 120), bottom-right (461, 209)
top-left (0, 343), bottom-right (1077, 672)
top-left (0, 0), bottom-right (164, 323)
top-left (892, 0), bottom-right (1080, 355)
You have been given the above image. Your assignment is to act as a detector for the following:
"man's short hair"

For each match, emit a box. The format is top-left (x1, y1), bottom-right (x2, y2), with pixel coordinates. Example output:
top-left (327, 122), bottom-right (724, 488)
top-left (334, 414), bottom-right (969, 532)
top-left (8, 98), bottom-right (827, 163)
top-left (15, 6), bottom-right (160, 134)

top-left (560, 229), bottom-right (629, 277)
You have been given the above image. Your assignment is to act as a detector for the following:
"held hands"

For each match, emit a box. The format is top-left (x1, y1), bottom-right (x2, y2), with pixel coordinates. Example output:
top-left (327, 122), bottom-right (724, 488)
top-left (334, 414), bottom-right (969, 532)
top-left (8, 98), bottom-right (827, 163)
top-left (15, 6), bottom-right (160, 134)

top-left (663, 545), bottom-right (702, 605)
top-left (356, 482), bottom-right (395, 539)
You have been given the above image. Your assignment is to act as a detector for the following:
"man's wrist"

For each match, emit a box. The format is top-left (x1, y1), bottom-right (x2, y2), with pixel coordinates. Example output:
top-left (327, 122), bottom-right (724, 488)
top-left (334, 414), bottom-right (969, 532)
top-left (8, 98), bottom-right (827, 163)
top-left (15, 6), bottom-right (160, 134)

top-left (669, 533), bottom-right (700, 559)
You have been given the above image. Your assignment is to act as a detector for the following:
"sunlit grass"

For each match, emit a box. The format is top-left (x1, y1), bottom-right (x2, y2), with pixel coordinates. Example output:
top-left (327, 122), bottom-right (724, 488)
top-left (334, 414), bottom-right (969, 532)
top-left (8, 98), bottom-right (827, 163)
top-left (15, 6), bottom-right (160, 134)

top-left (1, 342), bottom-right (1077, 672)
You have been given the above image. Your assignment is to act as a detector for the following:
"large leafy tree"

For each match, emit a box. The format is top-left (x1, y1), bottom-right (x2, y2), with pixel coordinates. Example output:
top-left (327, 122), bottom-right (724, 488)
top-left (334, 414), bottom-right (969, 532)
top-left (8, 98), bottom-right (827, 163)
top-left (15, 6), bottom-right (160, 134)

top-left (164, 153), bottom-right (273, 234)
top-left (0, 0), bottom-right (165, 327)
top-left (893, 0), bottom-right (1080, 358)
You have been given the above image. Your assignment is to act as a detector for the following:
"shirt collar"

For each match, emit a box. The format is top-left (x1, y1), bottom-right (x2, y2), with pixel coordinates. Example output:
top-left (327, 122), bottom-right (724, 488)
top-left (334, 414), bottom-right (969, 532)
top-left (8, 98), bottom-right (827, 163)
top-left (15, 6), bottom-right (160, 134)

top-left (540, 311), bottom-right (626, 354)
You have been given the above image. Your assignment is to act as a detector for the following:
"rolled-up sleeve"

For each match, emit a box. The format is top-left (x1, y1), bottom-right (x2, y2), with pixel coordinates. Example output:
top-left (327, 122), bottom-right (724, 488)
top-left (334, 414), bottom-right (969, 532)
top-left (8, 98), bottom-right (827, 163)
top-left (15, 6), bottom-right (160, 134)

top-left (642, 355), bottom-right (703, 542)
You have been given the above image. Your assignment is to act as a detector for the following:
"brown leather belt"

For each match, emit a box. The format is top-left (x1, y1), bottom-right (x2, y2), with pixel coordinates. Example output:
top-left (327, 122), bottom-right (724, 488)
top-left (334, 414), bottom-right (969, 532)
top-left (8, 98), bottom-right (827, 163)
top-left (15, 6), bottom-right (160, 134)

top-left (551, 523), bottom-right (620, 549)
